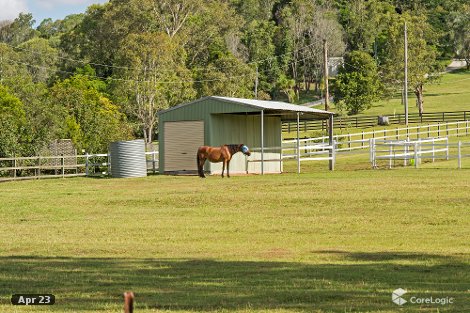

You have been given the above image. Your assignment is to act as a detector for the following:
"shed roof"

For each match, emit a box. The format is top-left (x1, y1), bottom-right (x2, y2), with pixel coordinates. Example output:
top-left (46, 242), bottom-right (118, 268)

top-left (158, 96), bottom-right (334, 121)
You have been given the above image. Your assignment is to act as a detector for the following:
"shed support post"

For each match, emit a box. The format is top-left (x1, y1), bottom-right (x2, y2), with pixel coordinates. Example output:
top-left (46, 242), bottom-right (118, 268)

top-left (296, 112), bottom-right (300, 174)
top-left (261, 110), bottom-right (264, 175)
top-left (329, 114), bottom-right (334, 171)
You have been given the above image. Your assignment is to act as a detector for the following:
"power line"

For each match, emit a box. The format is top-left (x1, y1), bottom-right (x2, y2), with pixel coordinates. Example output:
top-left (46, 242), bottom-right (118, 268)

top-left (3, 57), bottom-right (255, 84)
top-left (4, 41), bottom-right (318, 74)
top-left (3, 50), bottom-right (326, 85)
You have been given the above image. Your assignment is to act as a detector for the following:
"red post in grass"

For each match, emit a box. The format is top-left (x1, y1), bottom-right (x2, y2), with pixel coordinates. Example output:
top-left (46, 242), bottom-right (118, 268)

top-left (124, 292), bottom-right (134, 313)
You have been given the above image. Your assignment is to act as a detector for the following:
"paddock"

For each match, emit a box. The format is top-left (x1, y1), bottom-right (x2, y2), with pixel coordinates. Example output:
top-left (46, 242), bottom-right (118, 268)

top-left (157, 96), bottom-right (335, 175)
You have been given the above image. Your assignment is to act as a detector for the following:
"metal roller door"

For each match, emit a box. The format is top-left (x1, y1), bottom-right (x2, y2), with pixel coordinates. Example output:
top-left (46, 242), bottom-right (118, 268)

top-left (164, 120), bottom-right (204, 172)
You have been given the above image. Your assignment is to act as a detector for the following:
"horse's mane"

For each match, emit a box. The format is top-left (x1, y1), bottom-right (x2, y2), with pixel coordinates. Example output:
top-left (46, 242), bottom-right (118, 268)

top-left (224, 144), bottom-right (242, 155)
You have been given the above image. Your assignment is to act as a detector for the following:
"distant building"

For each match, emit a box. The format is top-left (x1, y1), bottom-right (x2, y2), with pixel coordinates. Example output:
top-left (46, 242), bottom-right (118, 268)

top-left (329, 57), bottom-right (344, 77)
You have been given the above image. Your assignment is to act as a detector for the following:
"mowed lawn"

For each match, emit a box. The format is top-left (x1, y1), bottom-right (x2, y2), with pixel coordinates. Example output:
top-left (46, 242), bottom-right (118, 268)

top-left (0, 169), bottom-right (469, 312)
top-left (345, 69), bottom-right (470, 116)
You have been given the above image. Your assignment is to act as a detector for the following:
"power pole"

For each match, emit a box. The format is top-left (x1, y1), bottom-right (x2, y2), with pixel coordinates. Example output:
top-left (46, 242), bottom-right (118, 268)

top-left (323, 39), bottom-right (329, 111)
top-left (404, 22), bottom-right (409, 126)
top-left (255, 65), bottom-right (259, 99)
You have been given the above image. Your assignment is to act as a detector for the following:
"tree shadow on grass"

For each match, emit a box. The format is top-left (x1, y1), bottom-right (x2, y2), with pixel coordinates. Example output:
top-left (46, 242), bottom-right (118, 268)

top-left (0, 253), bottom-right (468, 312)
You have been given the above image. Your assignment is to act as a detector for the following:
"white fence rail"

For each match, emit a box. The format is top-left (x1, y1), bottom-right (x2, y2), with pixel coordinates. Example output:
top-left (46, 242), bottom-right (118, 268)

top-left (0, 151), bottom-right (159, 182)
top-left (249, 142), bottom-right (335, 173)
top-left (284, 120), bottom-right (470, 153)
top-left (370, 137), bottom-right (470, 169)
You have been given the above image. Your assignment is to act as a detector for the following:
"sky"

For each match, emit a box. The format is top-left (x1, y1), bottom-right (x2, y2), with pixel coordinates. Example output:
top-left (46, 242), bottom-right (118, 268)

top-left (0, 0), bottom-right (108, 25)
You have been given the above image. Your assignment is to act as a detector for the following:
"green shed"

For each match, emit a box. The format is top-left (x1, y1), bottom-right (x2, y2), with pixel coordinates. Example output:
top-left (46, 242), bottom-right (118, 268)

top-left (157, 96), bottom-right (334, 175)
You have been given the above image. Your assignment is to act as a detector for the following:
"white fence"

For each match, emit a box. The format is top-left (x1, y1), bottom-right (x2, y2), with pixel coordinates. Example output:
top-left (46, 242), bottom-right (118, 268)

top-left (370, 137), bottom-right (470, 169)
top-left (248, 141), bottom-right (335, 173)
top-left (286, 120), bottom-right (470, 153)
top-left (0, 151), bottom-right (159, 182)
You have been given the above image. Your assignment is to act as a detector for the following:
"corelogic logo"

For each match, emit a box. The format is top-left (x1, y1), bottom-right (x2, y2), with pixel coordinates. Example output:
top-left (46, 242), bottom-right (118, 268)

top-left (392, 288), bottom-right (407, 306)
top-left (392, 288), bottom-right (454, 306)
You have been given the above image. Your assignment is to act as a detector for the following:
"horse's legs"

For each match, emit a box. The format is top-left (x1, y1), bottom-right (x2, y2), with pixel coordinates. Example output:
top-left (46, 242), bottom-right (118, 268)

top-left (221, 160), bottom-right (225, 178)
top-left (227, 160), bottom-right (230, 178)
top-left (197, 153), bottom-right (206, 178)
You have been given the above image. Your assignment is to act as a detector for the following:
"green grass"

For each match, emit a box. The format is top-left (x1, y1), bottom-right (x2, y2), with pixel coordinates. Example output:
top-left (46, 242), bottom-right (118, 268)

top-left (0, 165), bottom-right (469, 312)
top-left (355, 69), bottom-right (470, 116)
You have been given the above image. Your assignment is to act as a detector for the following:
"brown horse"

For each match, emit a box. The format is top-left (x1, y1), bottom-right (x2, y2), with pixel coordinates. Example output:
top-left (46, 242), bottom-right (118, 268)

top-left (197, 144), bottom-right (251, 178)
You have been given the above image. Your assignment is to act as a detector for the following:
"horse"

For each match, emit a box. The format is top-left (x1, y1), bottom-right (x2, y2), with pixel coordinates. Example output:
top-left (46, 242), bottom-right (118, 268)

top-left (197, 144), bottom-right (251, 178)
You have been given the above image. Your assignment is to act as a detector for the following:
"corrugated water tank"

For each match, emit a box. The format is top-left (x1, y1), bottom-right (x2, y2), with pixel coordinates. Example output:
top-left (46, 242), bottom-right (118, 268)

top-left (109, 139), bottom-right (147, 178)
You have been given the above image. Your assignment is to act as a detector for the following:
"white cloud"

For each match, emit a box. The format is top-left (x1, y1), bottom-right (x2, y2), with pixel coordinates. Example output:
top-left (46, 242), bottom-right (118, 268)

top-left (0, 0), bottom-right (28, 21)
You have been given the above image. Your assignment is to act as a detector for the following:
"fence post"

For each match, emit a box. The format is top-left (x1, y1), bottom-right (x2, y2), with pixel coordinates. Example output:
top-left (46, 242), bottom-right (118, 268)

top-left (361, 131), bottom-right (365, 148)
top-left (404, 139), bottom-right (408, 167)
top-left (446, 138), bottom-right (449, 160)
top-left (457, 121), bottom-right (460, 137)
top-left (414, 142), bottom-right (419, 169)
top-left (332, 140), bottom-right (337, 169)
top-left (38, 156), bottom-right (41, 179)
top-left (396, 128), bottom-right (399, 140)
top-left (446, 122), bottom-right (449, 137)
top-left (467, 120), bottom-right (469, 136)
top-left (369, 138), bottom-right (374, 167)
top-left (432, 139), bottom-right (435, 163)
top-left (108, 153), bottom-right (111, 177)
top-left (13, 158), bottom-right (16, 180)
top-left (61, 154), bottom-right (65, 178)
top-left (389, 141), bottom-right (393, 169)
top-left (85, 153), bottom-right (89, 176)
top-left (438, 123), bottom-right (441, 137)
top-left (348, 133), bottom-right (351, 151)
top-left (428, 125), bottom-right (431, 138)
top-left (442, 112), bottom-right (445, 121)
top-left (152, 152), bottom-right (156, 174)
top-left (458, 141), bottom-right (462, 169)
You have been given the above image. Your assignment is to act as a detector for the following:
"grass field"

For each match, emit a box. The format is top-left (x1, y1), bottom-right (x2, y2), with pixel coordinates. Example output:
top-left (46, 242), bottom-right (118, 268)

top-left (324, 69), bottom-right (470, 117)
top-left (0, 163), bottom-right (469, 312)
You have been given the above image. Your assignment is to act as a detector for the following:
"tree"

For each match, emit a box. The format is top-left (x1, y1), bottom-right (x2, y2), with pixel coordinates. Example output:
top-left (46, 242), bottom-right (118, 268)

top-left (0, 85), bottom-right (25, 157)
top-left (18, 38), bottom-right (59, 83)
top-left (332, 51), bottom-right (382, 115)
top-left (302, 4), bottom-right (345, 92)
top-left (337, 0), bottom-right (393, 53)
top-left (242, 20), bottom-right (280, 96)
top-left (279, 1), bottom-right (345, 94)
top-left (379, 12), bottom-right (440, 116)
top-left (0, 13), bottom-right (38, 46)
top-left (450, 5), bottom-right (470, 70)
top-left (51, 72), bottom-right (132, 153)
top-left (195, 55), bottom-right (255, 98)
top-left (276, 74), bottom-right (296, 103)
top-left (112, 33), bottom-right (195, 144)
top-left (153, 0), bottom-right (203, 38)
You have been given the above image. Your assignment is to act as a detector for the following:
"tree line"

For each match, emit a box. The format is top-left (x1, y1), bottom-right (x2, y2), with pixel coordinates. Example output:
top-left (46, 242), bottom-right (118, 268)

top-left (0, 0), bottom-right (469, 156)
